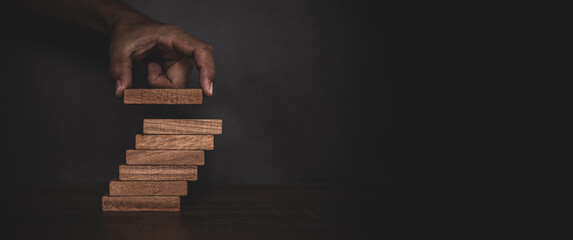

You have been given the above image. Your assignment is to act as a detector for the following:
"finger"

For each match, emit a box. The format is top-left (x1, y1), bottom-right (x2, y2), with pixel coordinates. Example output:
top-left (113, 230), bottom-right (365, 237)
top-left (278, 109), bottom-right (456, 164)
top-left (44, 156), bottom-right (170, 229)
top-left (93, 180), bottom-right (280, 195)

top-left (172, 34), bottom-right (216, 97)
top-left (156, 42), bottom-right (193, 88)
top-left (194, 47), bottom-right (216, 97)
top-left (109, 50), bottom-right (133, 98)
top-left (147, 62), bottom-right (172, 88)
top-left (165, 56), bottom-right (193, 88)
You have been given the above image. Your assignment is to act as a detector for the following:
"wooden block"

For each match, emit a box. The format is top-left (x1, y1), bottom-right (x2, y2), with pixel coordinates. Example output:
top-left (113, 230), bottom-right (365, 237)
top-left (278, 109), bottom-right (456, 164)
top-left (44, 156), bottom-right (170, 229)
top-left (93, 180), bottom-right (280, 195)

top-left (102, 194), bottom-right (180, 211)
top-left (143, 119), bottom-right (223, 135)
top-left (135, 134), bottom-right (214, 150)
top-left (126, 150), bottom-right (204, 165)
top-left (123, 89), bottom-right (202, 104)
top-left (119, 165), bottom-right (198, 181)
top-left (109, 179), bottom-right (188, 196)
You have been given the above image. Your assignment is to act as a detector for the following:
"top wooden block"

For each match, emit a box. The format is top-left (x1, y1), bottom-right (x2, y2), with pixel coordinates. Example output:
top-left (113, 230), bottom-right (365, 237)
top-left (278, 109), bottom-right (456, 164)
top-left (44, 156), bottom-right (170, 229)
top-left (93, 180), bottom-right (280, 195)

top-left (124, 89), bottom-right (202, 104)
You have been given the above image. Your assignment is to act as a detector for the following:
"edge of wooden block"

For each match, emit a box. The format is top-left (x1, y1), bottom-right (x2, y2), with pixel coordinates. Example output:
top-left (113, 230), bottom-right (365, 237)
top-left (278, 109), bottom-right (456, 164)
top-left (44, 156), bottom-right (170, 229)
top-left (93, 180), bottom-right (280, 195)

top-left (102, 193), bottom-right (181, 212)
top-left (118, 165), bottom-right (198, 181)
top-left (125, 149), bottom-right (205, 165)
top-left (135, 134), bottom-right (215, 150)
top-left (108, 179), bottom-right (188, 196)
top-left (123, 89), bottom-right (203, 105)
top-left (142, 119), bottom-right (223, 135)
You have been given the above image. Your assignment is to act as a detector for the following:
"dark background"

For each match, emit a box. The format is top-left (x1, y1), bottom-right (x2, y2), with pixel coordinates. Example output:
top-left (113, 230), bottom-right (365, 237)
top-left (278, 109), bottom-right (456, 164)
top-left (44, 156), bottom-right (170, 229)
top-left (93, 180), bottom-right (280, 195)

top-left (1, 0), bottom-right (424, 189)
top-left (1, 0), bottom-right (425, 238)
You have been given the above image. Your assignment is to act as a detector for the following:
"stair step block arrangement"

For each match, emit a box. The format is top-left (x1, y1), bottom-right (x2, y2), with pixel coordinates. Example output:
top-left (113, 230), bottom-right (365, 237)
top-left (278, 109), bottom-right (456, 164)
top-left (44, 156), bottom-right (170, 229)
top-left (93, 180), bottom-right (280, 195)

top-left (102, 111), bottom-right (222, 211)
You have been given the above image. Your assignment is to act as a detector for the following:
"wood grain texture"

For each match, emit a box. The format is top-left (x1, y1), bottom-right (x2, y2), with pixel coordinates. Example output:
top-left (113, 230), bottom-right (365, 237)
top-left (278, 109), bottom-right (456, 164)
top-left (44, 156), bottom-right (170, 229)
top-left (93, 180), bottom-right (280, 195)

top-left (143, 119), bottom-right (223, 135)
top-left (109, 179), bottom-right (188, 196)
top-left (119, 165), bottom-right (198, 181)
top-left (102, 194), bottom-right (180, 211)
top-left (123, 89), bottom-right (202, 104)
top-left (126, 150), bottom-right (204, 165)
top-left (135, 134), bottom-right (214, 150)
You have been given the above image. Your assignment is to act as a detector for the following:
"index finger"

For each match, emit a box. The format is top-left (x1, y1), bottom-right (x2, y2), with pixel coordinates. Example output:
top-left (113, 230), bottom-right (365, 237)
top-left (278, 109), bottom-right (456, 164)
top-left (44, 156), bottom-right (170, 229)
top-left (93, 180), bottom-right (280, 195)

top-left (172, 33), bottom-right (216, 97)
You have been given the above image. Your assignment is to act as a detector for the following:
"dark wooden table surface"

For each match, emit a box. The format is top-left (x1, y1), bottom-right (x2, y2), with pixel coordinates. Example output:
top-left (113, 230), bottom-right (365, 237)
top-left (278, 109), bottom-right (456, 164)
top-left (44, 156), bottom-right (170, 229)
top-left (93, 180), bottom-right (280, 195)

top-left (2, 184), bottom-right (424, 239)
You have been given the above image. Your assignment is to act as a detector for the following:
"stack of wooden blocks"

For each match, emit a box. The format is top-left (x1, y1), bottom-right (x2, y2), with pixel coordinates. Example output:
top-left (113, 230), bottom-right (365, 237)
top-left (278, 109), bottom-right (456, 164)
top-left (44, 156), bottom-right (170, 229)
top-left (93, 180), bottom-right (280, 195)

top-left (102, 89), bottom-right (222, 211)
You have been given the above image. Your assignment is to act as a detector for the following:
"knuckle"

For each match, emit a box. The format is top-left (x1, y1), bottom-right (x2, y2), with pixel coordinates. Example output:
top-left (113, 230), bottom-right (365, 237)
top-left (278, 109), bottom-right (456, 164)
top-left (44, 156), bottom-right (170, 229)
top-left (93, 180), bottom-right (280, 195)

top-left (158, 25), bottom-right (184, 43)
top-left (200, 42), bottom-right (214, 52)
top-left (163, 24), bottom-right (183, 32)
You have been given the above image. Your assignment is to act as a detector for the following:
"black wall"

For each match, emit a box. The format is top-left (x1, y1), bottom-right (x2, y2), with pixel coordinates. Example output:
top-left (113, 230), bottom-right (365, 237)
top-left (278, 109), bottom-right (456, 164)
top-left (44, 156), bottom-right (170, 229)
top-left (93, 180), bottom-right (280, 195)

top-left (1, 0), bottom-right (424, 186)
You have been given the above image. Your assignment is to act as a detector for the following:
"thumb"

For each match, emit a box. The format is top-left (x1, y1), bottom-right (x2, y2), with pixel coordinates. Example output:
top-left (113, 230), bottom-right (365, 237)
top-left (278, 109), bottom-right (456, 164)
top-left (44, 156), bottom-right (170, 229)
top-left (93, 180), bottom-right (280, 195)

top-left (110, 51), bottom-right (133, 98)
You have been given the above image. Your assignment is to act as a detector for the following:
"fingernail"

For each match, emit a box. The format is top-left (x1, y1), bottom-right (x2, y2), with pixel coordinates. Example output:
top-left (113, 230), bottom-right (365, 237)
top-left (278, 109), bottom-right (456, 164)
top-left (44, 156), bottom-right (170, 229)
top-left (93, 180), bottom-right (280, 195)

top-left (209, 82), bottom-right (214, 96)
top-left (115, 80), bottom-right (122, 95)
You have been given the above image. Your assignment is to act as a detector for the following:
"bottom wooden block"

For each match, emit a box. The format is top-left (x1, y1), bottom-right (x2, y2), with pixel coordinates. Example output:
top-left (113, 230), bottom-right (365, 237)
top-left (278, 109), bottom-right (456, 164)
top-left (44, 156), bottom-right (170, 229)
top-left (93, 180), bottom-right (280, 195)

top-left (102, 194), bottom-right (180, 211)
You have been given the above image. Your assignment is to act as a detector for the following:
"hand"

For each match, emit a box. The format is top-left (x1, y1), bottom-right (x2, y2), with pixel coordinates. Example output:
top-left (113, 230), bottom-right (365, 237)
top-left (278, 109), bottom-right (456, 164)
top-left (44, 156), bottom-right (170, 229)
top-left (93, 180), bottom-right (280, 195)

top-left (109, 18), bottom-right (215, 98)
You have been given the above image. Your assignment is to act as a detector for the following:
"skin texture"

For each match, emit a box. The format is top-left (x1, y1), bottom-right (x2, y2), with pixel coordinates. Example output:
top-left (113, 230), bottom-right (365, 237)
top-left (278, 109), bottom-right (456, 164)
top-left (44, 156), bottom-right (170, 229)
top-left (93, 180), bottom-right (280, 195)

top-left (110, 19), bottom-right (216, 97)
top-left (16, 0), bottom-right (216, 98)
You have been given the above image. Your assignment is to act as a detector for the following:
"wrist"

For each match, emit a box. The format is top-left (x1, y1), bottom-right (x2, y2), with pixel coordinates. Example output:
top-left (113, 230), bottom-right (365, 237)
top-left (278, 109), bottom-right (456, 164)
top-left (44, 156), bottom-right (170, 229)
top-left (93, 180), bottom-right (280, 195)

top-left (109, 13), bottom-right (154, 35)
